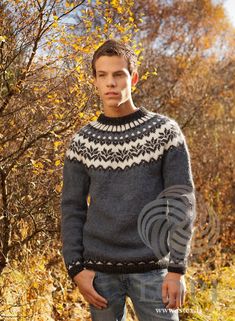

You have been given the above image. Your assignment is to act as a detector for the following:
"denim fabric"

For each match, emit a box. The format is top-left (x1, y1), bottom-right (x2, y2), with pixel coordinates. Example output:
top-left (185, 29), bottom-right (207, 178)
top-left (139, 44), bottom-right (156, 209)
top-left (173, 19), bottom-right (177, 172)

top-left (89, 268), bottom-right (179, 321)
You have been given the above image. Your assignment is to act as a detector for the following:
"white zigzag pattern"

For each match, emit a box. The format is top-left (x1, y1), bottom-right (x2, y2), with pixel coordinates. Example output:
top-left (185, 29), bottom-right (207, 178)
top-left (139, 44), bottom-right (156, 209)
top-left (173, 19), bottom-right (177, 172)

top-left (89, 112), bottom-right (156, 132)
top-left (66, 119), bottom-right (185, 170)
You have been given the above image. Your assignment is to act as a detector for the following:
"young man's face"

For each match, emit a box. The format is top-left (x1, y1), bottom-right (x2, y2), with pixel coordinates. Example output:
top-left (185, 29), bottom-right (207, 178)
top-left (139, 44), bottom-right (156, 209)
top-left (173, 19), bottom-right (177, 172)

top-left (94, 55), bottom-right (138, 110)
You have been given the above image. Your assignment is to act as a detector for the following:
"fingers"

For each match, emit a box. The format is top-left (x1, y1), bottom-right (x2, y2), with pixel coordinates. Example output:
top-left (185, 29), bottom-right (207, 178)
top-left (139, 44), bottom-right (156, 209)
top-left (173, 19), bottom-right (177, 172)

top-left (162, 281), bottom-right (169, 306)
top-left (162, 278), bottom-right (186, 309)
top-left (165, 290), bottom-right (177, 309)
top-left (89, 286), bottom-right (108, 309)
top-left (181, 287), bottom-right (186, 305)
top-left (75, 270), bottom-right (108, 309)
top-left (81, 285), bottom-right (108, 309)
top-left (175, 291), bottom-right (181, 308)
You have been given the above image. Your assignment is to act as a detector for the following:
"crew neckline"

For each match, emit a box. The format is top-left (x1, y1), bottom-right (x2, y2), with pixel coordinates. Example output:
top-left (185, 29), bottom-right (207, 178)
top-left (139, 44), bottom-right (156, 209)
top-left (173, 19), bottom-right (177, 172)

top-left (97, 106), bottom-right (149, 126)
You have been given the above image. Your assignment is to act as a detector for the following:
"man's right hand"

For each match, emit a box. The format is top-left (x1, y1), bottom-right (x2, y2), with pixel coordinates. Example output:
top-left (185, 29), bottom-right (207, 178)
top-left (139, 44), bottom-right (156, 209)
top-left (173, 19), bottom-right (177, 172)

top-left (73, 269), bottom-right (108, 309)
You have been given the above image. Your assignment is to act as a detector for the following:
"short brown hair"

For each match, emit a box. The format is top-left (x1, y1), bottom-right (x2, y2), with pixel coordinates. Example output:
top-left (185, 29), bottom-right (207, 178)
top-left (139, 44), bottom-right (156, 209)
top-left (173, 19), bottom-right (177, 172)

top-left (91, 39), bottom-right (138, 77)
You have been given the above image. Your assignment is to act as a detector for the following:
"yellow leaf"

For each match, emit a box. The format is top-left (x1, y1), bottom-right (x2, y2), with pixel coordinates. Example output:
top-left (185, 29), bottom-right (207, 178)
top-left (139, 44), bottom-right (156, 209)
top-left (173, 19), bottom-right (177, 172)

top-left (55, 160), bottom-right (61, 166)
top-left (52, 22), bottom-right (58, 28)
top-left (141, 75), bottom-right (148, 81)
top-left (134, 49), bottom-right (141, 55)
top-left (72, 43), bottom-right (80, 51)
top-left (55, 184), bottom-right (62, 193)
top-left (54, 141), bottom-right (62, 149)
top-left (31, 160), bottom-right (44, 169)
top-left (20, 223), bottom-right (28, 239)
top-left (32, 281), bottom-right (39, 289)
top-left (0, 36), bottom-right (6, 42)
top-left (60, 37), bottom-right (67, 45)
top-left (116, 7), bottom-right (123, 14)
top-left (55, 113), bottom-right (63, 119)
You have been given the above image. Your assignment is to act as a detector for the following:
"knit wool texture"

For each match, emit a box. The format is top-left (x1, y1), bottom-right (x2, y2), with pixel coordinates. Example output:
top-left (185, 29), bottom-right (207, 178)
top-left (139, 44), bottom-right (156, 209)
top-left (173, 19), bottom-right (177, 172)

top-left (61, 106), bottom-right (196, 280)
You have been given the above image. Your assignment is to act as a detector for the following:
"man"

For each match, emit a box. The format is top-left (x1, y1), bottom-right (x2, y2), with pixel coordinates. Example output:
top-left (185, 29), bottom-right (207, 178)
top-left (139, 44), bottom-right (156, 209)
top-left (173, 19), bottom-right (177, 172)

top-left (61, 39), bottom-right (196, 321)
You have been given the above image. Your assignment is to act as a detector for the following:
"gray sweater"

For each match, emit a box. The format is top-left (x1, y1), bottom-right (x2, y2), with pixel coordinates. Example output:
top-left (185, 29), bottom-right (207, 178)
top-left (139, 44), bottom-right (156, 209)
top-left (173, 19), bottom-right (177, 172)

top-left (61, 106), bottom-right (196, 280)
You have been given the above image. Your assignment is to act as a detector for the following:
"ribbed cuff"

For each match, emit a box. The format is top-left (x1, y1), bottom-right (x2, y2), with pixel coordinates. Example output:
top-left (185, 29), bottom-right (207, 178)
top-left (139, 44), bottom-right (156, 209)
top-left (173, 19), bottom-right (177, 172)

top-left (167, 265), bottom-right (186, 275)
top-left (68, 265), bottom-right (84, 280)
top-left (66, 259), bottom-right (84, 280)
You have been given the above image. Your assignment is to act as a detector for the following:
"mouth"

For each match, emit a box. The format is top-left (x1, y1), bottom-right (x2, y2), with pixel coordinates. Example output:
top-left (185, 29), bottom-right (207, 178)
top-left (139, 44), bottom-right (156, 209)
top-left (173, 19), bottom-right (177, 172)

top-left (105, 92), bottom-right (119, 96)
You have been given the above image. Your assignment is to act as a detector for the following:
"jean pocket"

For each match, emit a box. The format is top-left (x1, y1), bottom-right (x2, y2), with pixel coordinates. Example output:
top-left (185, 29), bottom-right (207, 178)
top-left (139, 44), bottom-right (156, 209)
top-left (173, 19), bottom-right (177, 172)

top-left (149, 268), bottom-right (168, 276)
top-left (94, 270), bottom-right (107, 279)
top-left (93, 270), bottom-right (100, 281)
top-left (133, 269), bottom-right (167, 303)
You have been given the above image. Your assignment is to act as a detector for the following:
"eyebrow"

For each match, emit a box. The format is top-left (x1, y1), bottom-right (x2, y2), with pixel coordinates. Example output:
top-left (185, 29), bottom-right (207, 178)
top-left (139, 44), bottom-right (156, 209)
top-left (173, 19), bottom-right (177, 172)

top-left (97, 70), bottom-right (125, 74)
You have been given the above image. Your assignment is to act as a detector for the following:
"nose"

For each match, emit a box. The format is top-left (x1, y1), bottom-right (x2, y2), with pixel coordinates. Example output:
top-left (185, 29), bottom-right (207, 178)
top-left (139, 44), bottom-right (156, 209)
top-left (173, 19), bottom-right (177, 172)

top-left (106, 76), bottom-right (116, 87)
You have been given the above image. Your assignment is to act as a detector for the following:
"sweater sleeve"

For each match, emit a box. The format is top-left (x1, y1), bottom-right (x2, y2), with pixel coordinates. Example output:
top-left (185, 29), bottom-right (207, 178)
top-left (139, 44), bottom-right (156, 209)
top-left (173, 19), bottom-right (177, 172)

top-left (60, 135), bottom-right (90, 280)
top-left (161, 119), bottom-right (196, 275)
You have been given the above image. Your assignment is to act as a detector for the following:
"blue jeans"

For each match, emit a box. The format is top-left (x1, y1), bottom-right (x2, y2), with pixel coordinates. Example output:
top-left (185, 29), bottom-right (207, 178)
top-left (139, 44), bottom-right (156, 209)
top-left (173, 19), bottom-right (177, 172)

top-left (89, 268), bottom-right (179, 321)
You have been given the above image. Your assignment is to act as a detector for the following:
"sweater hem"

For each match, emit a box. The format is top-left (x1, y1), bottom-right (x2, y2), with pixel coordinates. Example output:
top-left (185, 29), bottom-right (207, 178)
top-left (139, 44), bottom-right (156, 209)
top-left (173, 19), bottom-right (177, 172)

top-left (83, 257), bottom-right (168, 274)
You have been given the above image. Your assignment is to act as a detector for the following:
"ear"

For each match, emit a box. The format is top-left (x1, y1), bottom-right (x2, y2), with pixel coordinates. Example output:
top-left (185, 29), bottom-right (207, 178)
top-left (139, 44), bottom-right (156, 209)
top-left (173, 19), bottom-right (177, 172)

top-left (131, 71), bottom-right (139, 86)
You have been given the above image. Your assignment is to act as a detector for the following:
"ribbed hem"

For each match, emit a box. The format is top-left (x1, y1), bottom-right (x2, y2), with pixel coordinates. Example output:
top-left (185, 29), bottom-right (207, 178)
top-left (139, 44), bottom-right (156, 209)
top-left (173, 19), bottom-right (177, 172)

top-left (97, 106), bottom-right (149, 126)
top-left (82, 257), bottom-right (168, 274)
top-left (68, 263), bottom-right (186, 277)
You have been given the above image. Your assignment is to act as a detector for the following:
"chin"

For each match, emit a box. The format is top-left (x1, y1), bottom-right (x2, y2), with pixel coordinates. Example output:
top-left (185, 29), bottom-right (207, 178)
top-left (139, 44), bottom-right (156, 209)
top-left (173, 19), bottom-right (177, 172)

top-left (106, 103), bottom-right (122, 108)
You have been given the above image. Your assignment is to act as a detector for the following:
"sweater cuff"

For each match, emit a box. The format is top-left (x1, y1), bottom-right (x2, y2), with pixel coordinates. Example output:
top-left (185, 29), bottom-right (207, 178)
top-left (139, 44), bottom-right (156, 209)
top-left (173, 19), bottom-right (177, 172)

top-left (167, 265), bottom-right (186, 275)
top-left (66, 259), bottom-right (85, 280)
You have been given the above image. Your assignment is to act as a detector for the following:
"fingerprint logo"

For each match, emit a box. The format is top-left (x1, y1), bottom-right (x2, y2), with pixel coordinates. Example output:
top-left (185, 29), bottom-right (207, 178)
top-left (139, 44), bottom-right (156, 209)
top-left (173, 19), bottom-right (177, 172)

top-left (190, 192), bottom-right (220, 255)
top-left (137, 185), bottom-right (196, 261)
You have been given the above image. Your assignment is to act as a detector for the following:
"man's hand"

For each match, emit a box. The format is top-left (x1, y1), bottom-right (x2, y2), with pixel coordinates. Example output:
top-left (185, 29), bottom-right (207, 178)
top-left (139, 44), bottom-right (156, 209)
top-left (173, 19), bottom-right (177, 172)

top-left (162, 272), bottom-right (186, 309)
top-left (73, 269), bottom-right (108, 309)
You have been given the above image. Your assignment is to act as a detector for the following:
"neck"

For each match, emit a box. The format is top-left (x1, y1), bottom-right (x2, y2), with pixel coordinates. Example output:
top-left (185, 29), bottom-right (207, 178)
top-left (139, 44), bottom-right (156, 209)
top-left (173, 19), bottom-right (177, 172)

top-left (102, 99), bottom-right (137, 118)
top-left (96, 106), bottom-right (151, 126)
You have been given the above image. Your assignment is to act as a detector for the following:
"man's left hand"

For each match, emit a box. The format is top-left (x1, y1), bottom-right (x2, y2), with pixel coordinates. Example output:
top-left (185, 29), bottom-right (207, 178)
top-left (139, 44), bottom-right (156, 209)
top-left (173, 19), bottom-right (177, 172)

top-left (162, 272), bottom-right (186, 309)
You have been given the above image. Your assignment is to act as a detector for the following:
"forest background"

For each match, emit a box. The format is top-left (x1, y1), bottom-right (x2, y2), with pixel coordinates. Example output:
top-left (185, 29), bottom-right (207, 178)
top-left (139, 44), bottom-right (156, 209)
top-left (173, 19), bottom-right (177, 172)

top-left (0, 0), bottom-right (234, 320)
